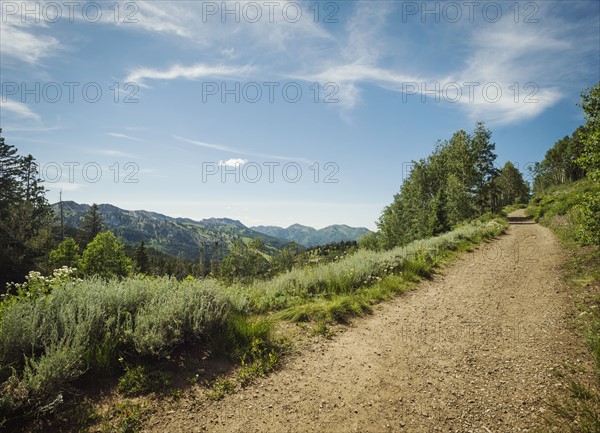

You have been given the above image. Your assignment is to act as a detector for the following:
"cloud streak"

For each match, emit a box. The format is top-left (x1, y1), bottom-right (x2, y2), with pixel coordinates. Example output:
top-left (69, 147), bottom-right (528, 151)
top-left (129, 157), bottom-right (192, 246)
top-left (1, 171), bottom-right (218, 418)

top-left (125, 63), bottom-right (255, 87)
top-left (0, 99), bottom-right (41, 121)
top-left (107, 132), bottom-right (145, 142)
top-left (173, 135), bottom-right (314, 164)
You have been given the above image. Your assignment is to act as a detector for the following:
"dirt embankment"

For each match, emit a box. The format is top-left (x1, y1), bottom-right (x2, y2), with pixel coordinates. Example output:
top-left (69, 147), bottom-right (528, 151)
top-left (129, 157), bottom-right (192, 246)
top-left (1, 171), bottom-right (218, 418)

top-left (144, 211), bottom-right (594, 433)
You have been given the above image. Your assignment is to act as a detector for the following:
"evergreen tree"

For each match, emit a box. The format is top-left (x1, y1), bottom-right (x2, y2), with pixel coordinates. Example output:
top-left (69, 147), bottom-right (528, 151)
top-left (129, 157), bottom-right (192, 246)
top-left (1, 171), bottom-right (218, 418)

top-left (134, 240), bottom-right (150, 274)
top-left (0, 129), bottom-right (53, 288)
top-left (80, 203), bottom-right (104, 245)
top-left (470, 122), bottom-right (499, 213)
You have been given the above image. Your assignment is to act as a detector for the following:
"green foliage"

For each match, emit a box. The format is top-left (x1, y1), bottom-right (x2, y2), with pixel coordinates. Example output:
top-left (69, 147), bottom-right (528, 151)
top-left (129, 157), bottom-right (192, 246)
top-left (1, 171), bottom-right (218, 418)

top-left (576, 192), bottom-right (600, 246)
top-left (0, 129), bottom-right (53, 289)
top-left (205, 377), bottom-right (235, 400)
top-left (210, 314), bottom-right (273, 358)
top-left (103, 401), bottom-right (144, 433)
top-left (3, 266), bottom-right (79, 303)
top-left (117, 364), bottom-right (172, 396)
top-left (270, 241), bottom-right (303, 273)
top-left (537, 187), bottom-right (600, 432)
top-left (528, 179), bottom-right (600, 246)
top-left (494, 161), bottom-right (530, 207)
top-left (237, 336), bottom-right (279, 387)
top-left (0, 276), bottom-right (232, 421)
top-left (577, 83), bottom-right (600, 181)
top-left (311, 321), bottom-right (335, 339)
top-left (531, 127), bottom-right (587, 194)
top-left (0, 217), bottom-right (507, 427)
top-left (49, 237), bottom-right (81, 269)
top-left (376, 122), bottom-right (501, 250)
top-left (80, 231), bottom-right (133, 278)
top-left (134, 240), bottom-right (150, 274)
top-left (243, 218), bottom-right (507, 313)
top-left (219, 239), bottom-right (269, 283)
top-left (80, 203), bottom-right (104, 245)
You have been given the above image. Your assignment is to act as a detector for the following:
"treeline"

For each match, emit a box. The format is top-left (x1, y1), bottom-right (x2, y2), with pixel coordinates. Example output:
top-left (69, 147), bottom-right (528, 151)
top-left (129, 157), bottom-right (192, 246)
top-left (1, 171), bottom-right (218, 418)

top-left (530, 126), bottom-right (587, 194)
top-left (0, 136), bottom-right (358, 288)
top-left (0, 130), bottom-right (53, 288)
top-left (362, 122), bottom-right (529, 250)
top-left (532, 83), bottom-right (599, 192)
top-left (529, 83), bottom-right (600, 245)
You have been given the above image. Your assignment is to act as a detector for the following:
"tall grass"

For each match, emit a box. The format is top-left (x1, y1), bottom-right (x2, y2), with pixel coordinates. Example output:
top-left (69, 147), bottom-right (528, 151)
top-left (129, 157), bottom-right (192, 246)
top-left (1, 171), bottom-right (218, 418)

top-left (0, 277), bottom-right (236, 422)
top-left (527, 179), bottom-right (600, 432)
top-left (234, 219), bottom-right (506, 312)
top-left (0, 218), bottom-right (507, 426)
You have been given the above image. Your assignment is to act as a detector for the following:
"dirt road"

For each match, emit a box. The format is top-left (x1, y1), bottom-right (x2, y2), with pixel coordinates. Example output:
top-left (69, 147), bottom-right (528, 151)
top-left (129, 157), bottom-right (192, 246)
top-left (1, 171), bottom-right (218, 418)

top-left (146, 211), bottom-right (593, 433)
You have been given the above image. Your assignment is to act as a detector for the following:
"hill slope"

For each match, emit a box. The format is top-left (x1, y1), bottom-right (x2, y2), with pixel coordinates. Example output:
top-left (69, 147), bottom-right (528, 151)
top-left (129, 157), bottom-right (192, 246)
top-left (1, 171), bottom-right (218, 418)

top-left (51, 201), bottom-right (289, 260)
top-left (251, 223), bottom-right (370, 247)
top-left (142, 212), bottom-right (593, 432)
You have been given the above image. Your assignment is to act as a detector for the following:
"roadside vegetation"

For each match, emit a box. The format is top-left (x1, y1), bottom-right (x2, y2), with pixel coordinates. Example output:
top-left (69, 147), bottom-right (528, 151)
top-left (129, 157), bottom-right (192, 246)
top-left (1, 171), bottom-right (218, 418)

top-left (0, 217), bottom-right (506, 431)
top-left (526, 83), bottom-right (600, 432)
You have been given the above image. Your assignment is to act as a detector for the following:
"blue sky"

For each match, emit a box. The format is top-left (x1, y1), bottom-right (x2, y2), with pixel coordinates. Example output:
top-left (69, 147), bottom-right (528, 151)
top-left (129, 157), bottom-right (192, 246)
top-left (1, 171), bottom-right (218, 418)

top-left (1, 1), bottom-right (599, 229)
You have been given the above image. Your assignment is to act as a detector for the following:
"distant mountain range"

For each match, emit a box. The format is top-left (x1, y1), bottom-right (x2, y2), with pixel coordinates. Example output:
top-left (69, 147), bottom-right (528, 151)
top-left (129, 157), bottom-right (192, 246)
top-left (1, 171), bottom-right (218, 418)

top-left (250, 223), bottom-right (370, 248)
top-left (51, 202), bottom-right (370, 259)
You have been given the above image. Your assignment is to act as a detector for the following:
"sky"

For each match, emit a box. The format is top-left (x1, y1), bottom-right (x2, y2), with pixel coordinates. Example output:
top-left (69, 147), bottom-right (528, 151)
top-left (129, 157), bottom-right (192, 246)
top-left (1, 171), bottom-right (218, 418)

top-left (1, 0), bottom-right (599, 230)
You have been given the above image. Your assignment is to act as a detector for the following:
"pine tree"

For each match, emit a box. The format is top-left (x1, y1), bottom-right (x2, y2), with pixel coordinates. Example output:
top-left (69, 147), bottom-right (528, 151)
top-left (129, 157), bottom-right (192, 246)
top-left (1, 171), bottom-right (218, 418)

top-left (0, 129), bottom-right (53, 288)
top-left (80, 203), bottom-right (104, 245)
top-left (135, 240), bottom-right (150, 274)
top-left (470, 122), bottom-right (499, 214)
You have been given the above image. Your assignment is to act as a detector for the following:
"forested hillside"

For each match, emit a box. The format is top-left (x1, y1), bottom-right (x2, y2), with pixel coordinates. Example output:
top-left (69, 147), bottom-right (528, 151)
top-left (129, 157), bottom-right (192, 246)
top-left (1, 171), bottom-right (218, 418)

top-left (251, 224), bottom-right (370, 247)
top-left (51, 201), bottom-right (288, 260)
top-left (361, 122), bottom-right (529, 250)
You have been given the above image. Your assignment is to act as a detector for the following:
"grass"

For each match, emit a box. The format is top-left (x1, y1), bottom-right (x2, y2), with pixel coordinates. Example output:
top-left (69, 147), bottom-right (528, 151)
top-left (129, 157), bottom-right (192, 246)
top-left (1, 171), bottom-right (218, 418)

top-left (0, 217), bottom-right (508, 431)
top-left (117, 364), bottom-right (173, 397)
top-left (527, 179), bottom-right (600, 432)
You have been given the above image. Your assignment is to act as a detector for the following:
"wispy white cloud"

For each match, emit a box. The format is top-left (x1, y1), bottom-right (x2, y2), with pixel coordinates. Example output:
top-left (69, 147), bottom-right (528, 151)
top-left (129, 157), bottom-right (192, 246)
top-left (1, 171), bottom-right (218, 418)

top-left (0, 99), bottom-right (41, 121)
top-left (45, 182), bottom-right (84, 192)
top-left (125, 63), bottom-right (255, 87)
top-left (289, 1), bottom-right (595, 125)
top-left (128, 1), bottom-right (332, 48)
top-left (173, 135), bottom-right (314, 164)
top-left (0, 2), bottom-right (61, 65)
top-left (107, 132), bottom-right (145, 142)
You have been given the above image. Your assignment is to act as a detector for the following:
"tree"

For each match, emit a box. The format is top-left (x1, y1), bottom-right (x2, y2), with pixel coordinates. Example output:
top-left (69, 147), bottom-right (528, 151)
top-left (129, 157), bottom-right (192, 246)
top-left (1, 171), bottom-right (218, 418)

top-left (494, 162), bottom-right (530, 208)
top-left (134, 240), bottom-right (150, 274)
top-left (80, 231), bottom-right (132, 278)
top-left (470, 122), bottom-right (499, 213)
top-left (271, 241), bottom-right (303, 272)
top-left (577, 83), bottom-right (600, 245)
top-left (375, 122), bottom-right (500, 250)
top-left (577, 83), bottom-right (600, 181)
top-left (0, 129), bottom-right (53, 288)
top-left (80, 203), bottom-right (104, 245)
top-left (49, 237), bottom-right (81, 269)
top-left (532, 128), bottom-right (587, 194)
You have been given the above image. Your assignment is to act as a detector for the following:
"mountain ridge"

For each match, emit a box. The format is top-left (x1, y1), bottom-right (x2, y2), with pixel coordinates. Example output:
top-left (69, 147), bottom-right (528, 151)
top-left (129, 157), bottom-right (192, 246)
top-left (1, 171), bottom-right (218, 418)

top-left (251, 223), bottom-right (370, 247)
top-left (51, 201), bottom-right (370, 257)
